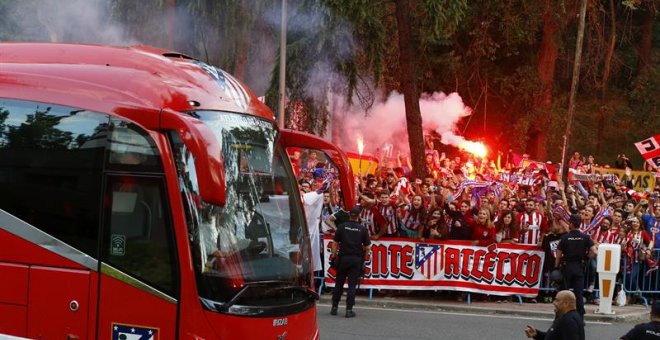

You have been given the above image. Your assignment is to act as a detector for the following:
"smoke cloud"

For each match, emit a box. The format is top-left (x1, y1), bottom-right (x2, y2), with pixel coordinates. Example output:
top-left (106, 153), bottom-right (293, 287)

top-left (336, 91), bottom-right (474, 157)
top-left (0, 0), bottom-right (132, 45)
top-left (0, 1), bottom-right (279, 95)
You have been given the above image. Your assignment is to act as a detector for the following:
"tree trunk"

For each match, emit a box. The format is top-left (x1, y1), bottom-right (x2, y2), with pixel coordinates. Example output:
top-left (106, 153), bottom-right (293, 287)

top-left (560, 0), bottom-right (588, 177)
top-left (529, 0), bottom-right (560, 160)
top-left (637, 3), bottom-right (655, 75)
top-left (233, 4), bottom-right (250, 81)
top-left (596, 0), bottom-right (616, 155)
top-left (537, 4), bottom-right (559, 109)
top-left (395, 0), bottom-right (425, 179)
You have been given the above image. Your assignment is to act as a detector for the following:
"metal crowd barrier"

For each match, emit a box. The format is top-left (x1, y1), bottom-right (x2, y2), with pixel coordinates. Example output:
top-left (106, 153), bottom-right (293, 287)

top-left (615, 248), bottom-right (660, 306)
top-left (536, 249), bottom-right (660, 307)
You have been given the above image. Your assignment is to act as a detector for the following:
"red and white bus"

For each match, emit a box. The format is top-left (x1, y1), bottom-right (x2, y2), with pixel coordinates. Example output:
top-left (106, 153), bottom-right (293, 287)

top-left (0, 43), bottom-right (354, 339)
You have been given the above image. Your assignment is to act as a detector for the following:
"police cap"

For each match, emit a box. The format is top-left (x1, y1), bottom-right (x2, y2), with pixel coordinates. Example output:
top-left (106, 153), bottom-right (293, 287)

top-left (349, 205), bottom-right (362, 216)
top-left (653, 300), bottom-right (660, 317)
top-left (569, 213), bottom-right (582, 228)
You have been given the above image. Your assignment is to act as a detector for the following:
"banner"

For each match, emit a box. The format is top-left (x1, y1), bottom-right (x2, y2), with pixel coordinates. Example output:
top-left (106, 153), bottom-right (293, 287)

top-left (498, 173), bottom-right (538, 186)
top-left (635, 134), bottom-right (660, 169)
top-left (592, 166), bottom-right (656, 192)
top-left (568, 170), bottom-right (619, 184)
top-left (323, 237), bottom-right (545, 297)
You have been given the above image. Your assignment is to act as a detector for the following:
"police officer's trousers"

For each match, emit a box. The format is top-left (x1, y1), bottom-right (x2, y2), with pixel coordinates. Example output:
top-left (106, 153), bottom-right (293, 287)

top-left (563, 261), bottom-right (586, 318)
top-left (332, 255), bottom-right (362, 309)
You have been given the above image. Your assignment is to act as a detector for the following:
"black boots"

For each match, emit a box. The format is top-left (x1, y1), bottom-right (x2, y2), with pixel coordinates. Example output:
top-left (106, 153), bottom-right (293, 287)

top-left (331, 306), bottom-right (356, 318)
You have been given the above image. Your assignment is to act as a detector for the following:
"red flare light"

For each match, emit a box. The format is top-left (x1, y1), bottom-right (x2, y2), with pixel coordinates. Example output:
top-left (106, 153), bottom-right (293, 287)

top-left (357, 135), bottom-right (364, 155)
top-left (459, 140), bottom-right (487, 158)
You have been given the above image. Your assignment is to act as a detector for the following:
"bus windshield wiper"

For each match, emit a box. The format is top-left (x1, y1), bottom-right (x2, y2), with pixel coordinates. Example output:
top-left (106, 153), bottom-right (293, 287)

top-left (265, 285), bottom-right (319, 301)
top-left (217, 280), bottom-right (290, 312)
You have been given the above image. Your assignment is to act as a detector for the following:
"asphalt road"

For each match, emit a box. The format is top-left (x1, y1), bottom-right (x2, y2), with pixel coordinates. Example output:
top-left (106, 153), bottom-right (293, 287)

top-left (317, 303), bottom-right (640, 340)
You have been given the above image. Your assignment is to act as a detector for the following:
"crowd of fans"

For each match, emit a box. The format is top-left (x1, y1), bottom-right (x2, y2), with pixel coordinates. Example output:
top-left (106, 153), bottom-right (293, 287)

top-left (291, 146), bottom-right (660, 303)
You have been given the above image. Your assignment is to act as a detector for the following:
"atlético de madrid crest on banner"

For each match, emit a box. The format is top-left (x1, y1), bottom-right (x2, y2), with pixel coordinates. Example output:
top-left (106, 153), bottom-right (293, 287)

top-left (415, 244), bottom-right (443, 280)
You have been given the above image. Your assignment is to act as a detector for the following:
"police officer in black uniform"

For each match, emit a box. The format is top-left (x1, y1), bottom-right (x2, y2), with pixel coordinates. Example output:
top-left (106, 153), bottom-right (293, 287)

top-left (555, 214), bottom-right (597, 319)
top-left (330, 206), bottom-right (371, 318)
top-left (620, 300), bottom-right (660, 339)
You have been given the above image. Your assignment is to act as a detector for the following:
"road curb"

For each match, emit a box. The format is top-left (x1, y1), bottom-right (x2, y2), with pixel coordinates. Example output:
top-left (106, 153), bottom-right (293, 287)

top-left (318, 295), bottom-right (648, 323)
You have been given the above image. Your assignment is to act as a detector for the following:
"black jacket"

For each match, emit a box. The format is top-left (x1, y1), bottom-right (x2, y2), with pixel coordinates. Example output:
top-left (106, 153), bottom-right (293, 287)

top-left (621, 320), bottom-right (660, 340)
top-left (534, 310), bottom-right (584, 340)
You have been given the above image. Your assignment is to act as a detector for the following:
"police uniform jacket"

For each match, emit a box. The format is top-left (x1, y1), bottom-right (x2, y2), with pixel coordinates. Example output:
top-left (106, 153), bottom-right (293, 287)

top-left (334, 221), bottom-right (370, 258)
top-left (558, 230), bottom-right (593, 263)
top-left (621, 320), bottom-right (660, 339)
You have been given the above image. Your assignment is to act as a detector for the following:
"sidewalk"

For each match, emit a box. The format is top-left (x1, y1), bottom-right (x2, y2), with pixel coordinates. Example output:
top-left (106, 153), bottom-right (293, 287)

top-left (318, 290), bottom-right (650, 323)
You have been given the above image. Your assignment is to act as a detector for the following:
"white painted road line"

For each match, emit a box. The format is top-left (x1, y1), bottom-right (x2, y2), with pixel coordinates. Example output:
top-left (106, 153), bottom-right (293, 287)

top-left (317, 303), bottom-right (613, 325)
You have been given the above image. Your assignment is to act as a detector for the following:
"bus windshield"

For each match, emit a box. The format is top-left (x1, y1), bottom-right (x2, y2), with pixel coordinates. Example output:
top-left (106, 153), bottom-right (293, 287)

top-left (169, 111), bottom-right (313, 315)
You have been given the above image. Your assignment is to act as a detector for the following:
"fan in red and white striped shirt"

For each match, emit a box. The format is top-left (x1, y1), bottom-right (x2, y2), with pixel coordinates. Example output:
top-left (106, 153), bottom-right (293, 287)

top-left (398, 196), bottom-right (427, 238)
top-left (578, 205), bottom-right (596, 233)
top-left (516, 201), bottom-right (547, 245)
top-left (376, 191), bottom-right (401, 236)
top-left (588, 216), bottom-right (619, 244)
top-left (357, 196), bottom-right (387, 238)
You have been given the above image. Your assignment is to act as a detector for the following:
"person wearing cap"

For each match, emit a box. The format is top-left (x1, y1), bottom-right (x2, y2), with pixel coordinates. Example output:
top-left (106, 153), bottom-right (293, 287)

top-left (620, 300), bottom-right (660, 339)
top-left (555, 213), bottom-right (597, 319)
top-left (524, 290), bottom-right (585, 340)
top-left (330, 205), bottom-right (371, 318)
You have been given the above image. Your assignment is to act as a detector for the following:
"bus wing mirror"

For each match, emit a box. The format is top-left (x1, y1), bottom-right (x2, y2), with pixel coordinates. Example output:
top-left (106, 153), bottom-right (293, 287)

top-left (161, 110), bottom-right (226, 206)
top-left (279, 129), bottom-right (355, 209)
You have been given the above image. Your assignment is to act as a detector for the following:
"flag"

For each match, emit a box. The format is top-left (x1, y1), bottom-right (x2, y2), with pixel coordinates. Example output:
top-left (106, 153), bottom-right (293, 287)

top-left (415, 244), bottom-right (443, 280)
top-left (552, 204), bottom-right (571, 223)
top-left (635, 134), bottom-right (660, 169)
top-left (584, 207), bottom-right (612, 234)
top-left (112, 323), bottom-right (159, 340)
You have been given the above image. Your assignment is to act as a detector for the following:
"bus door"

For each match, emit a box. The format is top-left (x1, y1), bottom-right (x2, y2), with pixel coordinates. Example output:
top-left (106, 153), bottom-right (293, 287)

top-left (95, 124), bottom-right (179, 339)
top-left (280, 129), bottom-right (356, 289)
top-left (280, 129), bottom-right (355, 209)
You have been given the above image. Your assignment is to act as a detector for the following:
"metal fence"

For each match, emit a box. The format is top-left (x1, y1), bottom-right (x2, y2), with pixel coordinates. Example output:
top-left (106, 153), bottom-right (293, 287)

top-left (536, 249), bottom-right (660, 307)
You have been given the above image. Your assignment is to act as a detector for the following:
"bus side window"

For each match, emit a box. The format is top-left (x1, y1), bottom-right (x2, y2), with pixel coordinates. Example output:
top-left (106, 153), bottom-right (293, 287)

top-left (0, 99), bottom-right (107, 258)
top-left (102, 175), bottom-right (178, 297)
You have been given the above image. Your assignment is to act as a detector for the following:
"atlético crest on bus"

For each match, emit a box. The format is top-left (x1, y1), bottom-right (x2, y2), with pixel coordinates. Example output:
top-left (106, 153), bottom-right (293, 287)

top-left (415, 244), bottom-right (443, 280)
top-left (112, 323), bottom-right (159, 340)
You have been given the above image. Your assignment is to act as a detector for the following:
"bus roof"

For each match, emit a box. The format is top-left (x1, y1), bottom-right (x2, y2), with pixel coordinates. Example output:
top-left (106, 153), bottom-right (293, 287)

top-left (0, 42), bottom-right (274, 121)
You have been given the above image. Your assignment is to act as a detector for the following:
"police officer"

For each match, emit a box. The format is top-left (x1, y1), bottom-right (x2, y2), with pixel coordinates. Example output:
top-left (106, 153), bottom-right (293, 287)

top-left (620, 300), bottom-right (660, 339)
top-left (555, 214), bottom-right (597, 319)
top-left (330, 205), bottom-right (371, 318)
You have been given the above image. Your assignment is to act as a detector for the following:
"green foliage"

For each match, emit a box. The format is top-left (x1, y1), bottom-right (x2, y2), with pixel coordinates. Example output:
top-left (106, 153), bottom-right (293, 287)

top-left (420, 0), bottom-right (468, 43)
top-left (628, 60), bottom-right (660, 119)
top-left (265, 0), bottom-right (389, 133)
